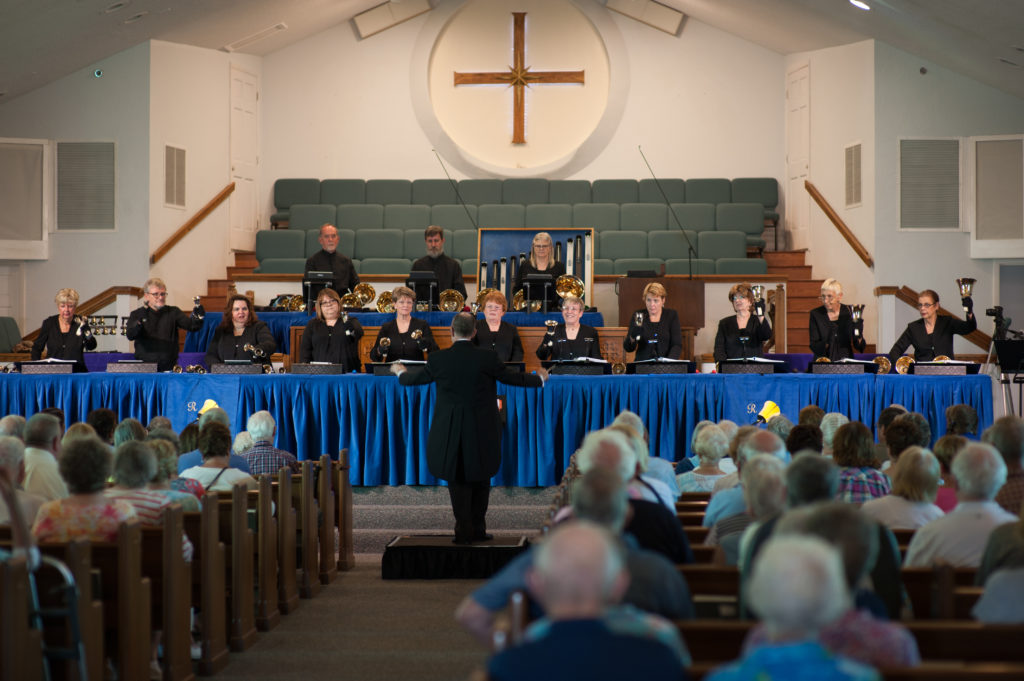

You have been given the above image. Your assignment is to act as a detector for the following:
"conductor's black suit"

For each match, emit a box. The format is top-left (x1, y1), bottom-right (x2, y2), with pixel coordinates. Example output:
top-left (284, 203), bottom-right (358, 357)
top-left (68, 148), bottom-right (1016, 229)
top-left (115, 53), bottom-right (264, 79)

top-left (399, 339), bottom-right (543, 543)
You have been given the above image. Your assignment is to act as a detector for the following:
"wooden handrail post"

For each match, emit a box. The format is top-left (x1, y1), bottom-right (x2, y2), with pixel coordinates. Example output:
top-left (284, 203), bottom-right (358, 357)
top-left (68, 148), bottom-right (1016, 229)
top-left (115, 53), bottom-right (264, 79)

top-left (150, 182), bottom-right (235, 266)
top-left (804, 180), bottom-right (874, 269)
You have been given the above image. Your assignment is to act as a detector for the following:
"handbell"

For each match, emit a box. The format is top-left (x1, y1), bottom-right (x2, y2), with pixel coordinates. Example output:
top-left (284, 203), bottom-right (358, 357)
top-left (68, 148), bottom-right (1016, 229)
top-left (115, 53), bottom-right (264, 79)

top-left (242, 343), bottom-right (267, 359)
top-left (634, 311), bottom-right (644, 327)
top-left (753, 400), bottom-right (781, 425)
top-left (851, 304), bottom-right (864, 322)
top-left (544, 319), bottom-right (558, 335)
top-left (410, 329), bottom-right (423, 340)
top-left (379, 337), bottom-right (392, 349)
top-left (956, 278), bottom-right (976, 298)
top-left (750, 285), bottom-right (765, 302)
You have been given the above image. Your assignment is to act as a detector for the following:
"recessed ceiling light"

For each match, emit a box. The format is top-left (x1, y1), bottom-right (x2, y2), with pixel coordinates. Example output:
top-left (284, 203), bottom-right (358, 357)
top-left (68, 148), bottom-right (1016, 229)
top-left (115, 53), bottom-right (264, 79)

top-left (104, 1), bottom-right (130, 13)
top-left (123, 11), bottom-right (148, 24)
top-left (998, 58), bottom-right (1020, 67)
top-left (849, 0), bottom-right (870, 10)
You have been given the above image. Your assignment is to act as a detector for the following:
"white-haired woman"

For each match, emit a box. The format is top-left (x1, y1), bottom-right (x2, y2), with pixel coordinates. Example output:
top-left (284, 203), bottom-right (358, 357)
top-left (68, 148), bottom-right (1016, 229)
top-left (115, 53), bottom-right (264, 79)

top-left (676, 424), bottom-right (730, 492)
top-left (31, 288), bottom-right (97, 372)
top-left (809, 278), bottom-right (865, 361)
top-left (860, 446), bottom-right (944, 530)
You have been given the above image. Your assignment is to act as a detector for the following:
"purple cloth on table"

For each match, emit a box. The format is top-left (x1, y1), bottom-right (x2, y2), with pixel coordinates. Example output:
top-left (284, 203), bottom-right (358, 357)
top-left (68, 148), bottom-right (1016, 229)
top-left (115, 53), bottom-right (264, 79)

top-left (83, 352), bottom-right (207, 373)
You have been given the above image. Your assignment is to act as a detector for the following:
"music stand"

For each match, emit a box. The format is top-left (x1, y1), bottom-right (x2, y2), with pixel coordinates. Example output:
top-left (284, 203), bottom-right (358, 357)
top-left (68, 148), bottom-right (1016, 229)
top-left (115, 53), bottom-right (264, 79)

top-left (303, 271), bottom-right (334, 310)
top-left (406, 271), bottom-right (438, 310)
top-left (523, 273), bottom-right (554, 313)
top-left (995, 340), bottom-right (1024, 417)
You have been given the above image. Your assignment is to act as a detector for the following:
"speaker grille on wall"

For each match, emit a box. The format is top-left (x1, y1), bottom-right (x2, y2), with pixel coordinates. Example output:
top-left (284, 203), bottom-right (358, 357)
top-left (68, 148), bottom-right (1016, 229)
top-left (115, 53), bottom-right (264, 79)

top-left (845, 143), bottom-right (862, 207)
top-left (353, 0), bottom-right (431, 39)
top-left (57, 141), bottom-right (115, 230)
top-left (165, 145), bottom-right (186, 207)
top-left (606, 0), bottom-right (685, 36)
top-left (900, 139), bottom-right (960, 230)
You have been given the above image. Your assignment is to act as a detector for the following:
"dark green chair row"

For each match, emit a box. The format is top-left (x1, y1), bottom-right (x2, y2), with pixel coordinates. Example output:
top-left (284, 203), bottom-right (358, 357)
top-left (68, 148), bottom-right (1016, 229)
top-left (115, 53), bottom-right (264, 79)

top-left (0, 317), bottom-right (23, 352)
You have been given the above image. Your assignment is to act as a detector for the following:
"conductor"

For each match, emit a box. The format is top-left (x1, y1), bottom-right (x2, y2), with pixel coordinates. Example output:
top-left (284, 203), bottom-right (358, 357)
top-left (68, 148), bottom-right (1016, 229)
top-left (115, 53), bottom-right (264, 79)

top-left (392, 313), bottom-right (547, 545)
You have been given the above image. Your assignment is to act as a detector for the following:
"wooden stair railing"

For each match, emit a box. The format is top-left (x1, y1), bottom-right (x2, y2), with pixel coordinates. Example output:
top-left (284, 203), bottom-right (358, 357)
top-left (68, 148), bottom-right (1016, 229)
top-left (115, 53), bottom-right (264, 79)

top-left (875, 284), bottom-right (991, 351)
top-left (805, 180), bottom-right (874, 269)
top-left (22, 285), bottom-right (143, 342)
top-left (150, 182), bottom-right (235, 266)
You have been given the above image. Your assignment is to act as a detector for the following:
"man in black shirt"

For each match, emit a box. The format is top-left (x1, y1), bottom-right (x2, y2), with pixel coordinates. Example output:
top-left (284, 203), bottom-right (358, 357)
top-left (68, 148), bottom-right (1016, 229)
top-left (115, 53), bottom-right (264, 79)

top-left (410, 225), bottom-right (467, 300)
top-left (304, 223), bottom-right (359, 296)
top-left (125, 278), bottom-right (204, 371)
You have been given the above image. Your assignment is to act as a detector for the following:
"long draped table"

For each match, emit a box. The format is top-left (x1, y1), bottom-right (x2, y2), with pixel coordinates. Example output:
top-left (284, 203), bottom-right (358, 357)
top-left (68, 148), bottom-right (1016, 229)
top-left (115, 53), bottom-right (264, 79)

top-left (0, 372), bottom-right (992, 487)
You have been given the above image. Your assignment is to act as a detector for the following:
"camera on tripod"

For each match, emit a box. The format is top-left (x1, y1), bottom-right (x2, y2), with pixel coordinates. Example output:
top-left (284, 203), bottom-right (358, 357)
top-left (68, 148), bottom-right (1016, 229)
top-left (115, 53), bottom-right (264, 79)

top-left (986, 305), bottom-right (1003, 319)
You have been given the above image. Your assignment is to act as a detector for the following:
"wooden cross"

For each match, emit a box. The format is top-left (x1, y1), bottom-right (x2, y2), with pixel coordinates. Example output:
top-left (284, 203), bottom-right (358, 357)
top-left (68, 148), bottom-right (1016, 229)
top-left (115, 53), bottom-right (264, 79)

top-left (453, 12), bottom-right (585, 145)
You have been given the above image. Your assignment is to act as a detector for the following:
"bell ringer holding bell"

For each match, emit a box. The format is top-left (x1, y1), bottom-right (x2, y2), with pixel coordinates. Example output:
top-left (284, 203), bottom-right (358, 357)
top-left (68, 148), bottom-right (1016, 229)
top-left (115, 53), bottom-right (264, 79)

top-left (126, 277), bottom-right (205, 371)
top-left (31, 288), bottom-right (97, 372)
top-left (622, 282), bottom-right (682, 360)
top-left (888, 283), bottom-right (976, 365)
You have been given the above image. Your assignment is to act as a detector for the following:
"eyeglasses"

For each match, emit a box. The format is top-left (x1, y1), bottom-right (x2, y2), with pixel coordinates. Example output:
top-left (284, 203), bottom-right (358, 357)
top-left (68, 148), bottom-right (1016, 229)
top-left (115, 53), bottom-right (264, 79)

top-left (917, 302), bottom-right (935, 309)
top-left (148, 291), bottom-right (168, 298)
top-left (320, 298), bottom-right (338, 306)
top-left (820, 294), bottom-right (837, 302)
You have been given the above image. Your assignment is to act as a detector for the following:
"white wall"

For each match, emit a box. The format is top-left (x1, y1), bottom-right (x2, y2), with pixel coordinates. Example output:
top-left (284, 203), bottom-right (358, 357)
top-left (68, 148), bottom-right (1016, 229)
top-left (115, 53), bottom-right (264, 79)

top-left (0, 43), bottom-right (152, 333)
top-left (260, 7), bottom-right (786, 213)
top-left (786, 41), bottom-right (877, 339)
top-left (874, 42), bottom-right (1024, 355)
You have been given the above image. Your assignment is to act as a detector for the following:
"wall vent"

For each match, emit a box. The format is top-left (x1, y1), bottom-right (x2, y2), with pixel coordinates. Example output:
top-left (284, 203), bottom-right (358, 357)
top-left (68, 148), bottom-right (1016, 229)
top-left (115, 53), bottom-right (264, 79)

top-left (57, 141), bottom-right (115, 230)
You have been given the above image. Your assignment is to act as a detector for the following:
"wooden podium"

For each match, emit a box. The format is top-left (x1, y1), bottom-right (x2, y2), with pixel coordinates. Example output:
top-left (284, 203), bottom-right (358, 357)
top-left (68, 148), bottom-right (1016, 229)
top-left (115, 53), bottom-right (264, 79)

top-left (617, 278), bottom-right (704, 359)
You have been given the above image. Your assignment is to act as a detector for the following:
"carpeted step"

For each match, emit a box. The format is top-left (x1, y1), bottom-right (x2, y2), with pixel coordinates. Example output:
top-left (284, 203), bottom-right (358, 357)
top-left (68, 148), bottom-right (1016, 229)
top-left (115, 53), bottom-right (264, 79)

top-left (354, 504), bottom-right (551, 531)
top-left (354, 528), bottom-right (542, 555)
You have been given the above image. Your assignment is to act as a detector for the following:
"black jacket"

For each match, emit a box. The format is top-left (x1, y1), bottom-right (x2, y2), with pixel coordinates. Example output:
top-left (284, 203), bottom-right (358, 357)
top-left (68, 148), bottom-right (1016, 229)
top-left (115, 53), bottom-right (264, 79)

top-left (126, 305), bottom-right (203, 371)
top-left (535, 324), bottom-right (603, 361)
top-left (205, 321), bottom-right (276, 366)
top-left (304, 249), bottom-right (359, 296)
top-left (369, 317), bottom-right (438, 363)
top-left (473, 319), bottom-right (525, 362)
top-left (713, 314), bottom-right (772, 362)
top-left (888, 314), bottom-right (976, 364)
top-left (31, 315), bottom-right (97, 372)
top-left (808, 304), bottom-right (865, 360)
top-left (298, 317), bottom-right (364, 371)
top-left (623, 308), bottom-right (684, 360)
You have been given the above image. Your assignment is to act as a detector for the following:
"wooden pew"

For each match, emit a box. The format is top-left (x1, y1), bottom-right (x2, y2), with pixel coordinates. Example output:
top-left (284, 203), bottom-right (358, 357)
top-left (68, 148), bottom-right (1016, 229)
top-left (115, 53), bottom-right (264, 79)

top-left (685, 526), bottom-right (710, 544)
top-left (276, 467), bottom-right (300, 614)
top-left (691, 545), bottom-right (717, 564)
top-left (296, 461), bottom-right (320, 598)
top-left (255, 475), bottom-right (281, 631)
top-left (676, 500), bottom-right (709, 513)
top-left (677, 565), bottom-right (741, 597)
top-left (182, 494), bottom-right (229, 675)
top-left (216, 481), bottom-right (257, 651)
top-left (679, 492), bottom-right (712, 504)
top-left (902, 565), bottom-right (977, 619)
top-left (139, 504), bottom-right (193, 681)
top-left (317, 454), bottom-right (337, 585)
top-left (92, 520), bottom-right (152, 681)
top-left (333, 449), bottom-right (355, 571)
top-left (0, 555), bottom-right (44, 681)
top-left (677, 511), bottom-right (706, 527)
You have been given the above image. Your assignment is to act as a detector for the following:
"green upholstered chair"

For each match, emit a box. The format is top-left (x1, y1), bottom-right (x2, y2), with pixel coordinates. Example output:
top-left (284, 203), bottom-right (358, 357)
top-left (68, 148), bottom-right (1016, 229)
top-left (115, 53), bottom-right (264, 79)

top-left (384, 204), bottom-right (431, 231)
top-left (685, 179), bottom-right (731, 205)
top-left (613, 258), bottom-right (664, 275)
top-left (336, 204), bottom-right (384, 231)
top-left (592, 179), bottom-right (638, 204)
top-left (304, 229), bottom-right (320, 258)
top-left (716, 203), bottom-right (766, 252)
top-left (452, 229), bottom-right (479, 261)
top-left (365, 180), bottom-right (412, 205)
top-left (600, 230), bottom-right (647, 260)
top-left (697, 230), bottom-right (746, 260)
top-left (478, 204), bottom-right (525, 228)
top-left (462, 259), bottom-right (478, 276)
top-left (255, 229), bottom-right (305, 263)
top-left (525, 204), bottom-right (572, 228)
top-left (412, 179), bottom-right (458, 206)
top-left (549, 180), bottom-right (592, 205)
top-left (458, 179), bottom-right (502, 205)
top-left (403, 229), bottom-right (453, 259)
top-left (355, 229), bottom-right (404, 260)
top-left (272, 179), bottom-right (320, 225)
top-left (0, 317), bottom-right (22, 353)
top-left (648, 230), bottom-right (698, 261)
top-left (668, 203), bottom-right (716, 232)
top-left (320, 179), bottom-right (365, 205)
top-left (638, 178), bottom-right (685, 204)
top-left (288, 204), bottom-right (337, 231)
top-left (731, 178), bottom-right (779, 221)
top-left (620, 203), bottom-right (668, 232)
top-left (594, 259), bottom-right (614, 275)
top-left (573, 203), bottom-right (619, 232)
top-left (253, 258), bottom-right (306, 274)
top-left (716, 258), bottom-right (767, 275)
top-left (359, 258), bottom-right (413, 275)
top-left (665, 258), bottom-right (715, 276)
top-left (431, 204), bottom-right (479, 230)
top-left (502, 179), bottom-right (549, 204)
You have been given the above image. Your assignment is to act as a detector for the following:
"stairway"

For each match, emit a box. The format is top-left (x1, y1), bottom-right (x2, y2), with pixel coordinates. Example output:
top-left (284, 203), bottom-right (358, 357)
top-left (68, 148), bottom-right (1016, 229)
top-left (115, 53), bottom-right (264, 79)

top-left (765, 250), bottom-right (821, 354)
top-left (197, 251), bottom-right (257, 312)
top-left (351, 485), bottom-right (556, 557)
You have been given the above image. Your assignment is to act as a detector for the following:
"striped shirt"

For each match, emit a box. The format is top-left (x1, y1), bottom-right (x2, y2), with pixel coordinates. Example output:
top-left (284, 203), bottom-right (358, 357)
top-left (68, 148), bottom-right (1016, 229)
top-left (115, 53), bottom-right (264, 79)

top-left (105, 488), bottom-right (194, 561)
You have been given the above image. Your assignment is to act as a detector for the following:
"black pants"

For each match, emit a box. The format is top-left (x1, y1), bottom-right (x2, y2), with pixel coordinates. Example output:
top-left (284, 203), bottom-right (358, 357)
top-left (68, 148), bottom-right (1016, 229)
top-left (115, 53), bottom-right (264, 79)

top-left (448, 480), bottom-right (490, 541)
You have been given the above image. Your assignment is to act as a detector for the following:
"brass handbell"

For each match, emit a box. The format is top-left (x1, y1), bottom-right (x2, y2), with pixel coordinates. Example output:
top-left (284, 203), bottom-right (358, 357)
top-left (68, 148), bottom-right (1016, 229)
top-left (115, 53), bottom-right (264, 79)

top-left (410, 329), bottom-right (423, 340)
top-left (379, 337), bottom-right (392, 349)
top-left (353, 283), bottom-right (375, 306)
top-left (873, 356), bottom-right (891, 374)
top-left (750, 285), bottom-right (765, 302)
top-left (243, 343), bottom-right (267, 359)
top-left (544, 319), bottom-right (559, 335)
top-left (851, 305), bottom-right (865, 322)
top-left (376, 291), bottom-right (395, 313)
top-left (895, 356), bottom-right (915, 374)
top-left (512, 290), bottom-right (527, 311)
top-left (476, 288), bottom-right (496, 309)
top-left (438, 289), bottom-right (465, 312)
top-left (956, 278), bottom-right (976, 297)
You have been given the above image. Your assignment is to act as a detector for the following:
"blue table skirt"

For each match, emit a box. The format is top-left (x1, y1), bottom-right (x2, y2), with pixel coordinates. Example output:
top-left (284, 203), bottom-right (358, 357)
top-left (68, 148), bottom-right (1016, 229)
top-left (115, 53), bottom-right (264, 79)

top-left (184, 311), bottom-right (606, 354)
top-left (0, 372), bottom-right (992, 487)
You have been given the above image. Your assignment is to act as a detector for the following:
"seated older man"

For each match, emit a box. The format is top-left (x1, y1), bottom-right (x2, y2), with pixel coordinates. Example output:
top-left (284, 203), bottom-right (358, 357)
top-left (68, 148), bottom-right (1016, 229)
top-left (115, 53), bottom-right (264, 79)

top-left (487, 521), bottom-right (690, 681)
top-left (0, 436), bottom-right (45, 527)
top-left (983, 416), bottom-right (1024, 515)
top-left (243, 411), bottom-right (299, 476)
top-left (456, 466), bottom-right (694, 646)
top-left (704, 430), bottom-right (789, 528)
top-left (712, 454), bottom-right (787, 566)
top-left (904, 442), bottom-right (1018, 568)
top-left (706, 535), bottom-right (879, 681)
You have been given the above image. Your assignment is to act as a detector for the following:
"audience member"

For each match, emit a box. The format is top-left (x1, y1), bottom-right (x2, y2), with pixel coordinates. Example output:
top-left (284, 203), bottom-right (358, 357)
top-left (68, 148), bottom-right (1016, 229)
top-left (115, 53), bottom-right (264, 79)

top-left (798, 405), bottom-right (825, 428)
top-left (149, 428), bottom-right (204, 499)
top-left (874, 405), bottom-right (908, 463)
top-left (819, 412), bottom-right (849, 457)
top-left (176, 407), bottom-right (251, 474)
top-left (232, 431), bottom-right (254, 457)
top-left (705, 536), bottom-right (878, 681)
top-left (0, 414), bottom-right (26, 440)
top-left (715, 454), bottom-right (786, 567)
top-left (883, 418), bottom-right (924, 471)
top-left (709, 425), bottom-right (757, 494)
top-left (32, 435), bottom-right (136, 542)
top-left (146, 439), bottom-right (200, 511)
top-left (244, 411), bottom-right (300, 476)
top-left (456, 467), bottom-right (694, 646)
top-left (972, 566), bottom-right (1024, 623)
top-left (0, 436), bottom-right (45, 526)
top-left (895, 412), bottom-right (932, 448)
top-left (22, 413), bottom-right (68, 501)
top-left (614, 410), bottom-right (678, 497)
top-left (39, 407), bottom-right (65, 434)
top-left (981, 416), bottom-right (1024, 515)
top-left (486, 521), bottom-right (690, 681)
top-left (86, 408), bottom-right (117, 444)
top-left (178, 422), bottom-right (199, 455)
top-left (860, 447), bottom-right (944, 530)
top-left (113, 417), bottom-right (147, 447)
top-left (904, 442), bottom-right (1017, 567)
top-left (931, 434), bottom-right (966, 512)
top-left (705, 430), bottom-right (787, 527)
top-left (743, 504), bottom-right (920, 667)
top-left (105, 441), bottom-right (193, 560)
top-left (61, 422), bottom-right (96, 447)
top-left (608, 421), bottom-right (676, 508)
top-left (147, 416), bottom-right (173, 432)
top-left (945, 403), bottom-right (978, 437)
top-left (676, 424), bottom-right (729, 493)
top-left (833, 422), bottom-right (890, 503)
top-left (766, 415), bottom-right (793, 442)
top-left (785, 425), bottom-right (823, 455)
top-left (976, 505), bottom-right (1024, 586)
top-left (180, 423), bottom-right (258, 493)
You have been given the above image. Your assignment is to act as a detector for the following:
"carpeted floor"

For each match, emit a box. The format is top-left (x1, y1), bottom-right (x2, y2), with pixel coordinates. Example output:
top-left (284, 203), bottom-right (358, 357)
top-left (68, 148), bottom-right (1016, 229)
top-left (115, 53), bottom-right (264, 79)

top-left (211, 554), bottom-right (490, 681)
